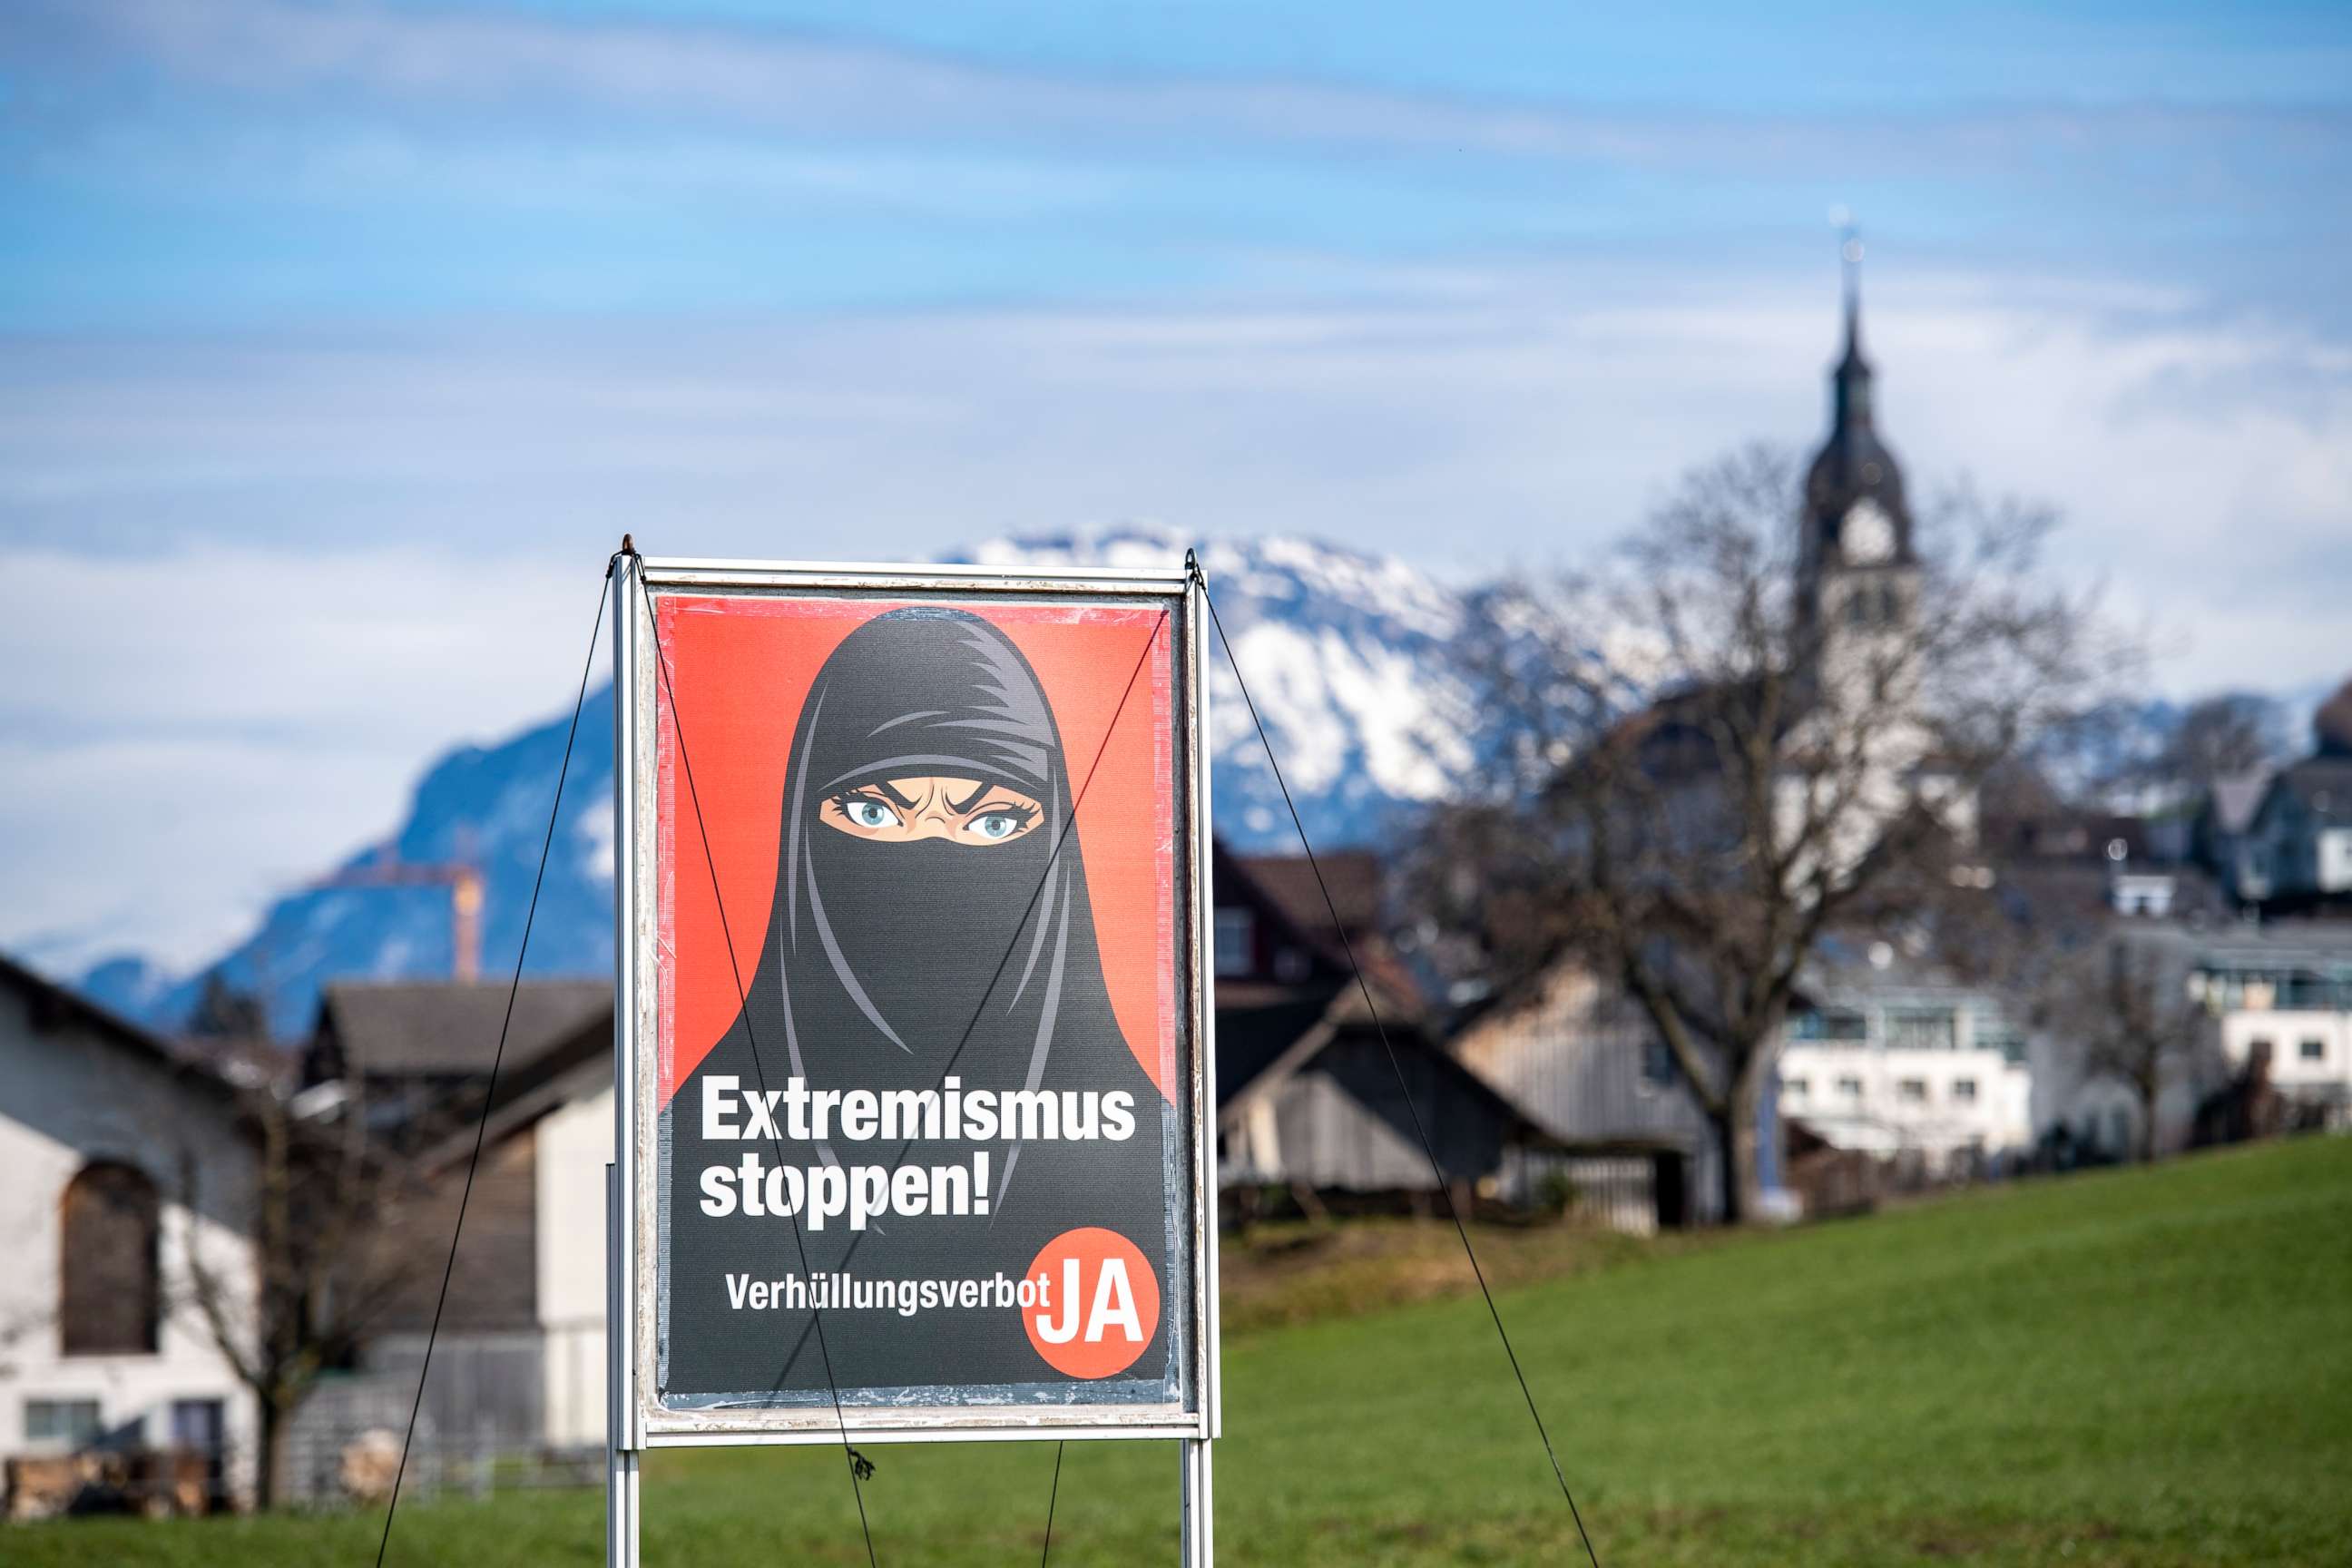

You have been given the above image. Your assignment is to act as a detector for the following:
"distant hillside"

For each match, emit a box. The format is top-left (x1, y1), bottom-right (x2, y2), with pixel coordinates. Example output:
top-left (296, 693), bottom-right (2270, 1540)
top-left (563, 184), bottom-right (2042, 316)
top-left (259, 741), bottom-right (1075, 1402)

top-left (88, 685), bottom-right (619, 1037)
top-left (72, 527), bottom-right (2334, 1039)
top-left (85, 530), bottom-right (1484, 1036)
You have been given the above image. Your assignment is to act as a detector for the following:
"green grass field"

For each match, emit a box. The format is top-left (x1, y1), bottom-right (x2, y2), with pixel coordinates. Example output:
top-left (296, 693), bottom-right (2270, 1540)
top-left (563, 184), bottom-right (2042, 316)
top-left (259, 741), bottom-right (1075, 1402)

top-left (24, 1136), bottom-right (2352, 1566)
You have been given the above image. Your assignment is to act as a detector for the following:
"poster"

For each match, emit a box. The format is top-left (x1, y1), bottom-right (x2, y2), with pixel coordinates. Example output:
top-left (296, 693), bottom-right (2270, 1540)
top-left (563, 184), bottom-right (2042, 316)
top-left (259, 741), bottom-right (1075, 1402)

top-left (620, 564), bottom-right (1210, 1442)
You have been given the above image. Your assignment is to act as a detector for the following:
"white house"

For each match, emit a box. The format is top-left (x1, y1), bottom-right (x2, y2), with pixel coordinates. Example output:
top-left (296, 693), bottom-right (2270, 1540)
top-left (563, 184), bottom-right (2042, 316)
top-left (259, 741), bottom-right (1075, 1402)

top-left (2190, 924), bottom-right (2352, 1129)
top-left (0, 955), bottom-right (260, 1513)
top-left (531, 1064), bottom-right (611, 1449)
top-left (1775, 956), bottom-right (2033, 1174)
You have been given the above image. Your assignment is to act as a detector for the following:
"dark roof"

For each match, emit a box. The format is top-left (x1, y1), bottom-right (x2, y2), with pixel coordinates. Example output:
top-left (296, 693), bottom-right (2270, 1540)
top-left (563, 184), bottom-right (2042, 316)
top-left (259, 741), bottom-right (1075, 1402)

top-left (2263, 759), bottom-right (2352, 828)
top-left (1216, 993), bottom-right (1343, 1106)
top-left (2193, 918), bottom-right (2352, 966)
top-left (2203, 769), bottom-right (2275, 838)
top-left (1217, 842), bottom-right (1426, 1013)
top-left (1572, 671), bottom-right (1798, 793)
top-left (419, 1046), bottom-right (613, 1176)
top-left (1235, 851), bottom-right (1384, 944)
top-left (316, 979), bottom-right (612, 1079)
top-left (1213, 844), bottom-right (1440, 1102)
top-left (1988, 806), bottom-right (2165, 866)
top-left (1215, 974), bottom-right (1563, 1151)
top-left (0, 950), bottom-right (244, 1108)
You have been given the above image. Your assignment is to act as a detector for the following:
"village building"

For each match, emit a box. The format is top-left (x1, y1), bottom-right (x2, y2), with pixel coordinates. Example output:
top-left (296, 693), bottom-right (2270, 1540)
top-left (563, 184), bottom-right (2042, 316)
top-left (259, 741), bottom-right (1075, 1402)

top-left (2189, 922), bottom-right (2352, 1131)
top-left (1775, 954), bottom-right (2033, 1175)
top-left (2194, 769), bottom-right (2277, 905)
top-left (2194, 680), bottom-right (2352, 914)
top-left (2235, 758), bottom-right (2352, 913)
top-left (0, 955), bottom-right (260, 1517)
top-left (279, 980), bottom-right (612, 1495)
top-left (1209, 846), bottom-right (1569, 1220)
top-left (300, 978), bottom-right (611, 1146)
top-left (1446, 965), bottom-right (1728, 1230)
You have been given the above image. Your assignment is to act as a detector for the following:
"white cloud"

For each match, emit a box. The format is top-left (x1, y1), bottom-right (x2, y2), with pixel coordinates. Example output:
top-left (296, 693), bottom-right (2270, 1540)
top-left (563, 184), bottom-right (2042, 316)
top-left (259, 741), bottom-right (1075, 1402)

top-left (0, 544), bottom-right (609, 969)
top-left (4, 262), bottom-right (2347, 967)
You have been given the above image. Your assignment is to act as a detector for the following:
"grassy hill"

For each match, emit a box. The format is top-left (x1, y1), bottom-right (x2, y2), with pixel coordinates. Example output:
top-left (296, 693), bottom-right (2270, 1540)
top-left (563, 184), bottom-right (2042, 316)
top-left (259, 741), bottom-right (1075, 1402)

top-left (24, 1136), bottom-right (2352, 1565)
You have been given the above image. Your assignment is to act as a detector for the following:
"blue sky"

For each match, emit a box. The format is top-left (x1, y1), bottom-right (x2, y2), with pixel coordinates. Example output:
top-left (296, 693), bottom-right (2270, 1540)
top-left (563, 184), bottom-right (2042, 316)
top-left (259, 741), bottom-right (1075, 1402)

top-left (8, 1), bottom-right (2351, 333)
top-left (3, 0), bottom-right (2349, 971)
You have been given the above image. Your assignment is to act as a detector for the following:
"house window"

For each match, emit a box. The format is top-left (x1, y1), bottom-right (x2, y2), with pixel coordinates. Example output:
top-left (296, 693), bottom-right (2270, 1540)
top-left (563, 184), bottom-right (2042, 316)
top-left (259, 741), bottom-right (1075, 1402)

top-left (1213, 908), bottom-right (1254, 978)
top-left (1897, 1077), bottom-right (1928, 1102)
top-left (2301, 1038), bottom-right (2327, 1062)
top-left (1783, 1076), bottom-right (1809, 1102)
top-left (24, 1399), bottom-right (103, 1449)
top-left (1952, 1078), bottom-right (1978, 1102)
top-left (1792, 1007), bottom-right (1868, 1042)
top-left (1837, 1076), bottom-right (1863, 1100)
top-left (1976, 1025), bottom-right (2026, 1064)
top-left (60, 1161), bottom-right (161, 1357)
top-left (1641, 1040), bottom-right (1679, 1090)
top-left (1886, 1010), bottom-right (1957, 1051)
top-left (171, 1399), bottom-right (225, 1453)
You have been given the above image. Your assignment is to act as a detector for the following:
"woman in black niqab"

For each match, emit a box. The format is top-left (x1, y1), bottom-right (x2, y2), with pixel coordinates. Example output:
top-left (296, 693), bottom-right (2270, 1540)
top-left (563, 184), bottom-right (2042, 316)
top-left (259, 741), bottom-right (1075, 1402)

top-left (662, 607), bottom-right (1173, 1405)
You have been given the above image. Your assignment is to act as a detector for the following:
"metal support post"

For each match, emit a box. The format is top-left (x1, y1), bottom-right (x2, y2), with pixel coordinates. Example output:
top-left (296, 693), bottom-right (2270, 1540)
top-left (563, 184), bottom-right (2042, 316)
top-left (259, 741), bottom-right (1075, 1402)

top-left (1180, 1436), bottom-right (1215, 1566)
top-left (607, 547), bottom-right (643, 1568)
top-left (606, 1161), bottom-right (639, 1567)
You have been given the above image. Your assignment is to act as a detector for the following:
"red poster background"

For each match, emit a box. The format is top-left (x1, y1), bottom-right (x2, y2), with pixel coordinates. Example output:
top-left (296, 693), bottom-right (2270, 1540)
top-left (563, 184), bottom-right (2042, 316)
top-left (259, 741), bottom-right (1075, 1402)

top-left (653, 593), bottom-right (1175, 1109)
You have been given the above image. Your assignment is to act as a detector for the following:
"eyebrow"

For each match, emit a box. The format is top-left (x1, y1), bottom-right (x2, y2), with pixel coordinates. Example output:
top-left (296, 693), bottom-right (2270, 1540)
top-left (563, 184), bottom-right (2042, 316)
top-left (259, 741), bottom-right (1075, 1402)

top-left (947, 780), bottom-right (995, 814)
top-left (870, 780), bottom-right (921, 809)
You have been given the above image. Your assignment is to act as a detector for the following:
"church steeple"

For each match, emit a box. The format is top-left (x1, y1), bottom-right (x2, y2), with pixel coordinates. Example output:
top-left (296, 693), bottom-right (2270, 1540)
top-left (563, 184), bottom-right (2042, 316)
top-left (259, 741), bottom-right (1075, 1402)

top-left (1832, 227), bottom-right (1873, 430)
top-left (1801, 221), bottom-right (1911, 581)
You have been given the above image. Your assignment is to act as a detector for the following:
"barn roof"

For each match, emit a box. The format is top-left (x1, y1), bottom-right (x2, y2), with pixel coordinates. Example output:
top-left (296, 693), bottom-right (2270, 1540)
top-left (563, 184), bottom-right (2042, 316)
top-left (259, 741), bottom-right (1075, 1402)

top-left (314, 978), bottom-right (611, 1079)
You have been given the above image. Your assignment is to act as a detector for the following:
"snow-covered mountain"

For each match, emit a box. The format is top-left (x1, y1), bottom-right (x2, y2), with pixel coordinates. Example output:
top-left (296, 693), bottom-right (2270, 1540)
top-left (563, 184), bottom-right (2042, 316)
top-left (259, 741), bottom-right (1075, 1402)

top-left (76, 524), bottom-right (2332, 1039)
top-left (83, 531), bottom-right (1481, 1036)
top-left (956, 528), bottom-right (1477, 845)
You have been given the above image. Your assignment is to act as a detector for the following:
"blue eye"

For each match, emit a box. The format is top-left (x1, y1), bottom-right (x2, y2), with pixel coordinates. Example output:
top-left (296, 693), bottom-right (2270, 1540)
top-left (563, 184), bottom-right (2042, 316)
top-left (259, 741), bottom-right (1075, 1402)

top-left (846, 799), bottom-right (897, 829)
top-left (969, 813), bottom-right (1024, 840)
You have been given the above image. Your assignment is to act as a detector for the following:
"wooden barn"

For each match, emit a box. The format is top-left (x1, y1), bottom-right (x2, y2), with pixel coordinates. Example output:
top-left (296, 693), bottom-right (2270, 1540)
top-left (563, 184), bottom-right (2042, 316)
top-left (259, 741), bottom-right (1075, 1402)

top-left (280, 981), bottom-right (613, 1497)
top-left (1210, 845), bottom-right (1562, 1216)
top-left (1448, 964), bottom-right (1724, 1231)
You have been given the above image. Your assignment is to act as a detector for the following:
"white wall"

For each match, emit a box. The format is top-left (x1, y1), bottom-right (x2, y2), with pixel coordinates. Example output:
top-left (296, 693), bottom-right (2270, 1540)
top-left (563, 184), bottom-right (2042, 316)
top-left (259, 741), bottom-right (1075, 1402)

top-left (2320, 829), bottom-right (2352, 896)
top-left (0, 985), bottom-right (260, 1502)
top-left (1779, 1043), bottom-right (2030, 1166)
top-left (534, 1081), bottom-right (611, 1450)
top-left (2221, 1008), bottom-right (2352, 1096)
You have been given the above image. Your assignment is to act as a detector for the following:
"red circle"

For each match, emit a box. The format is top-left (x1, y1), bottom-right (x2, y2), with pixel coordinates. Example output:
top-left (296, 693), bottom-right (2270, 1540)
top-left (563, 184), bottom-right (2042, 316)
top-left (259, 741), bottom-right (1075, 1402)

top-left (1022, 1228), bottom-right (1160, 1379)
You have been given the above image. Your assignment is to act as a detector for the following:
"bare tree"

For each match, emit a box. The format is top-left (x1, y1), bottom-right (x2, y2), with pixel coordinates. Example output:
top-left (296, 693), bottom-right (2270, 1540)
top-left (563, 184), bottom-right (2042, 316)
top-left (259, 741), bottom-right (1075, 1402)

top-left (2084, 691), bottom-right (2291, 806)
top-left (172, 1053), bottom-right (445, 1508)
top-left (1412, 446), bottom-right (2127, 1222)
top-left (2043, 932), bottom-right (2220, 1162)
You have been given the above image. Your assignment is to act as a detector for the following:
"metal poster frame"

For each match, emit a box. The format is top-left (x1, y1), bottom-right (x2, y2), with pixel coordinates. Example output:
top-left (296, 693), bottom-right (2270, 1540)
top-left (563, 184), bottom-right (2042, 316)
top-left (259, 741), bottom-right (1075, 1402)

top-left (607, 554), bottom-right (1220, 1563)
